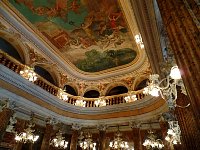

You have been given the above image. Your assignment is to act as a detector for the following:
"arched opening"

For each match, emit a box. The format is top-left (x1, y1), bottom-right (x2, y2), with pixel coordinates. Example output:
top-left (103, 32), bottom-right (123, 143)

top-left (106, 86), bottom-right (128, 96)
top-left (34, 66), bottom-right (56, 86)
top-left (135, 79), bottom-right (148, 91)
top-left (63, 85), bottom-right (78, 96)
top-left (0, 37), bottom-right (24, 63)
top-left (84, 90), bottom-right (100, 98)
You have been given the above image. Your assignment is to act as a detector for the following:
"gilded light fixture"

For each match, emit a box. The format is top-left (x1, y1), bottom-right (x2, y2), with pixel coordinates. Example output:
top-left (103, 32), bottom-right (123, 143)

top-left (143, 130), bottom-right (164, 149)
top-left (165, 121), bottom-right (181, 145)
top-left (79, 132), bottom-right (97, 150)
top-left (143, 66), bottom-right (188, 108)
top-left (20, 66), bottom-right (37, 82)
top-left (50, 130), bottom-right (68, 149)
top-left (109, 127), bottom-right (129, 149)
top-left (15, 116), bottom-right (39, 143)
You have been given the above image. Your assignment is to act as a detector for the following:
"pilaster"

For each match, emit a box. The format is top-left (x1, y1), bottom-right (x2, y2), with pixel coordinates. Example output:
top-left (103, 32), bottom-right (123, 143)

top-left (70, 124), bottom-right (81, 150)
top-left (0, 101), bottom-right (14, 141)
top-left (97, 125), bottom-right (107, 150)
top-left (40, 119), bottom-right (54, 150)
top-left (157, 0), bottom-right (200, 128)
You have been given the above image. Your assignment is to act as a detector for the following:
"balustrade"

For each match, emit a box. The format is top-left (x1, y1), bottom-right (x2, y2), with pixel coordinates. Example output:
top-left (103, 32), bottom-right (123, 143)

top-left (0, 50), bottom-right (147, 108)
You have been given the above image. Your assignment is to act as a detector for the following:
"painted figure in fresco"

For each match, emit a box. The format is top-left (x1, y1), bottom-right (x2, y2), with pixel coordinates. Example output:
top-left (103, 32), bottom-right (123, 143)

top-left (69, 0), bottom-right (80, 13)
top-left (81, 15), bottom-right (94, 39)
top-left (108, 13), bottom-right (121, 31)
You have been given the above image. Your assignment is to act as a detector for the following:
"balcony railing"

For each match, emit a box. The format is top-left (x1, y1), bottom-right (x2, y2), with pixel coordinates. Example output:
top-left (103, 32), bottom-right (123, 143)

top-left (0, 50), bottom-right (147, 107)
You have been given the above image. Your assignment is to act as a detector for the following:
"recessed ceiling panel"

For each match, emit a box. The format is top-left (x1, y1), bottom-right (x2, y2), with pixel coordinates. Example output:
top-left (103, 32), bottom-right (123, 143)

top-left (9, 0), bottom-right (138, 73)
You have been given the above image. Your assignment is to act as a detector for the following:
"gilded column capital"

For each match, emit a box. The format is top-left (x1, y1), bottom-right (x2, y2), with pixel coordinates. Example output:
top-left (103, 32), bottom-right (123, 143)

top-left (129, 121), bottom-right (141, 128)
top-left (72, 123), bottom-right (82, 131)
top-left (97, 124), bottom-right (107, 131)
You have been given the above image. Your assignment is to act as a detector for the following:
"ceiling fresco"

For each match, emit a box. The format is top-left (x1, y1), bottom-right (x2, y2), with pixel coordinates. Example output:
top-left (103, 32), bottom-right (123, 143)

top-left (9, 0), bottom-right (138, 72)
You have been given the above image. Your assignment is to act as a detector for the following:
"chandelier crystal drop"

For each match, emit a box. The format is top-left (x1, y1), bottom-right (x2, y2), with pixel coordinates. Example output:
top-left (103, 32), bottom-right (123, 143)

top-left (79, 132), bottom-right (96, 150)
top-left (165, 121), bottom-right (181, 145)
top-left (75, 99), bottom-right (86, 107)
top-left (50, 130), bottom-right (68, 149)
top-left (15, 120), bottom-right (39, 143)
top-left (20, 66), bottom-right (37, 82)
top-left (94, 98), bottom-right (107, 107)
top-left (142, 130), bottom-right (164, 149)
top-left (109, 128), bottom-right (129, 150)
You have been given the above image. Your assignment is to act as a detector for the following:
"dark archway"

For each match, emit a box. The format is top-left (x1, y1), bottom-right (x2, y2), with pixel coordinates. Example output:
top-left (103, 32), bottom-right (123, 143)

top-left (63, 85), bottom-right (77, 96)
top-left (135, 79), bottom-right (148, 91)
top-left (106, 86), bottom-right (128, 96)
top-left (0, 37), bottom-right (24, 63)
top-left (84, 90), bottom-right (100, 98)
top-left (34, 66), bottom-right (56, 86)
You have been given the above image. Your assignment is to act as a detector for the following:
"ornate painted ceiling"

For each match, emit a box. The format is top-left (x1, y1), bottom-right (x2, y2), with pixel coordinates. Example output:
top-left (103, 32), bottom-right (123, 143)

top-left (8, 0), bottom-right (143, 73)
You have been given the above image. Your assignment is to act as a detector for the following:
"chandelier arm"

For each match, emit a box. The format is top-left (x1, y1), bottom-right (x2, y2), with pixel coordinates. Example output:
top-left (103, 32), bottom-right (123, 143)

top-left (158, 76), bottom-right (171, 90)
top-left (175, 103), bottom-right (190, 108)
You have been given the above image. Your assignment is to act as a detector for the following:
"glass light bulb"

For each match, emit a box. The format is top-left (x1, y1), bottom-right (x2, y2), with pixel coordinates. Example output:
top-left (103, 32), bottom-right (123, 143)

top-left (170, 66), bottom-right (181, 79)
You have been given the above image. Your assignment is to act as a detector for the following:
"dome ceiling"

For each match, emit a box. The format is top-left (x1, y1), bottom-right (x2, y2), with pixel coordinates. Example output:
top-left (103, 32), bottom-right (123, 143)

top-left (7, 0), bottom-right (149, 77)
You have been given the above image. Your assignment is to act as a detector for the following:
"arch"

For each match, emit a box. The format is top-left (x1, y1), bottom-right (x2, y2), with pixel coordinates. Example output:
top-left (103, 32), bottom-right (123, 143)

top-left (84, 90), bottom-right (100, 98)
top-left (63, 85), bottom-right (78, 96)
top-left (134, 79), bottom-right (148, 91)
top-left (0, 37), bottom-right (24, 63)
top-left (103, 82), bottom-right (129, 96)
top-left (133, 75), bottom-right (149, 91)
top-left (106, 86), bottom-right (128, 96)
top-left (34, 65), bottom-right (57, 86)
top-left (0, 31), bottom-right (28, 64)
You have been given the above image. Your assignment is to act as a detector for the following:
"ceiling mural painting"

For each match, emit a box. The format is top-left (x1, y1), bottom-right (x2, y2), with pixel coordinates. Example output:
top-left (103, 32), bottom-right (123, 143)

top-left (9, 0), bottom-right (137, 72)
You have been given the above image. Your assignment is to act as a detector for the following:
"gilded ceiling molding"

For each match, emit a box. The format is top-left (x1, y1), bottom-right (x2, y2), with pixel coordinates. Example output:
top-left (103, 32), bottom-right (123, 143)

top-left (130, 0), bottom-right (163, 74)
top-left (0, 0), bottom-right (150, 81)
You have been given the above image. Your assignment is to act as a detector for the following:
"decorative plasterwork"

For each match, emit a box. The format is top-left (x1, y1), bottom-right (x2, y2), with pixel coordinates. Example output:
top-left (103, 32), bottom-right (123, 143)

top-left (0, 0), bottom-right (150, 82)
top-left (0, 64), bottom-right (168, 127)
top-left (130, 0), bottom-right (163, 74)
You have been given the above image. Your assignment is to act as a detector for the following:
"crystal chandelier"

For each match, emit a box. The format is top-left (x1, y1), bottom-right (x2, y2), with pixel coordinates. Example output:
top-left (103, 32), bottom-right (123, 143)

top-left (109, 127), bottom-right (129, 149)
top-left (79, 132), bottom-right (96, 150)
top-left (124, 94), bottom-right (137, 103)
top-left (143, 130), bottom-right (164, 149)
top-left (58, 89), bottom-right (68, 101)
top-left (165, 121), bottom-right (181, 145)
top-left (143, 66), bottom-right (188, 108)
top-left (20, 66), bottom-right (37, 82)
top-left (15, 119), bottom-right (39, 143)
top-left (50, 130), bottom-right (68, 149)
top-left (135, 34), bottom-right (144, 49)
top-left (75, 99), bottom-right (86, 107)
top-left (94, 98), bottom-right (107, 107)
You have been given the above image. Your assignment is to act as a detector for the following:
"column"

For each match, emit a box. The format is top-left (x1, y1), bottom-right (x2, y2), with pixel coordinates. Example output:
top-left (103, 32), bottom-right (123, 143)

top-left (70, 124), bottom-right (81, 150)
top-left (0, 107), bottom-right (14, 141)
top-left (174, 92), bottom-right (200, 149)
top-left (40, 121), bottom-right (53, 150)
top-left (131, 122), bottom-right (142, 150)
top-left (156, 0), bottom-right (200, 127)
top-left (159, 120), bottom-right (172, 150)
top-left (97, 125), bottom-right (107, 150)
